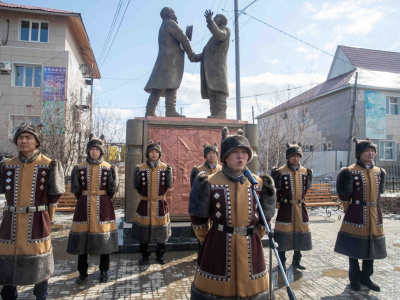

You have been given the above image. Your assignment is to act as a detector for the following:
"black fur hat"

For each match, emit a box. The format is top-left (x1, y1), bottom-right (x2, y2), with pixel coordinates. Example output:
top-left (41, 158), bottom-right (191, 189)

top-left (86, 135), bottom-right (105, 155)
top-left (353, 137), bottom-right (376, 158)
top-left (220, 127), bottom-right (252, 163)
top-left (146, 140), bottom-right (162, 158)
top-left (203, 143), bottom-right (219, 158)
top-left (13, 123), bottom-right (43, 148)
top-left (286, 142), bottom-right (303, 159)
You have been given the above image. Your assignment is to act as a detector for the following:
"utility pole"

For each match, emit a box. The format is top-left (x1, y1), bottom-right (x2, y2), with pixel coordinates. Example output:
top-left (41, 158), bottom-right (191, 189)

top-left (234, 0), bottom-right (241, 120)
top-left (252, 106), bottom-right (255, 124)
top-left (347, 71), bottom-right (358, 166)
top-left (90, 64), bottom-right (94, 132)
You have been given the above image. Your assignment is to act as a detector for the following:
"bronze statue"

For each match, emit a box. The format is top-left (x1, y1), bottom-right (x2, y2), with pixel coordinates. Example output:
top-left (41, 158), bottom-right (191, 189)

top-left (190, 10), bottom-right (230, 119)
top-left (144, 7), bottom-right (195, 117)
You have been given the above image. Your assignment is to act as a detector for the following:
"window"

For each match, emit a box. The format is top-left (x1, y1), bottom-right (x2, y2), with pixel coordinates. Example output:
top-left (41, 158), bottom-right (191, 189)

top-left (386, 97), bottom-right (399, 115)
top-left (320, 142), bottom-right (332, 151)
top-left (9, 115), bottom-right (41, 138)
top-left (303, 145), bottom-right (313, 152)
top-left (14, 65), bottom-right (42, 87)
top-left (20, 19), bottom-right (49, 42)
top-left (379, 141), bottom-right (396, 161)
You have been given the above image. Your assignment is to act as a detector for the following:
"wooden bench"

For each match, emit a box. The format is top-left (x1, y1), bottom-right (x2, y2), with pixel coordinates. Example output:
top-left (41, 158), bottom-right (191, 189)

top-left (305, 183), bottom-right (341, 218)
top-left (57, 184), bottom-right (77, 212)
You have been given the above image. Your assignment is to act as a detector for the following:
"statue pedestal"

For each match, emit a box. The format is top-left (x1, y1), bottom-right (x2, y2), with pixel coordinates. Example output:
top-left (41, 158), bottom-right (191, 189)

top-left (125, 117), bottom-right (259, 222)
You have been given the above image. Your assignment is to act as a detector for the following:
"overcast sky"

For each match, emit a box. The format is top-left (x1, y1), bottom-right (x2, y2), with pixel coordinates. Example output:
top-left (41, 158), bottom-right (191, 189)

top-left (7, 0), bottom-right (400, 135)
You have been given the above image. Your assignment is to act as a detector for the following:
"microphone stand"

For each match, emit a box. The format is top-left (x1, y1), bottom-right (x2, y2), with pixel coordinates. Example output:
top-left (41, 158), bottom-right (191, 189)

top-left (244, 170), bottom-right (297, 300)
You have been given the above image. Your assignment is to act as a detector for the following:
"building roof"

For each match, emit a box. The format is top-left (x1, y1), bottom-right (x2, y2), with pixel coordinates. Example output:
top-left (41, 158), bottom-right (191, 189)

top-left (256, 70), bottom-right (354, 119)
top-left (340, 45), bottom-right (400, 74)
top-left (257, 45), bottom-right (400, 119)
top-left (0, 1), bottom-right (100, 79)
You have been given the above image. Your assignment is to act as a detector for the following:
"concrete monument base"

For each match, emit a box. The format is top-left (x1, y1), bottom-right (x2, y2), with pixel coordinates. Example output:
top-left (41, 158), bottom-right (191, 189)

top-left (125, 116), bottom-right (258, 223)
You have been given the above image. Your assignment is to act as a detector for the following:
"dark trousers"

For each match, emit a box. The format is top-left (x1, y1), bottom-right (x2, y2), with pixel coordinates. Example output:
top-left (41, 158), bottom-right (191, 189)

top-left (278, 250), bottom-right (302, 264)
top-left (140, 243), bottom-right (166, 258)
top-left (349, 258), bottom-right (374, 283)
top-left (78, 254), bottom-right (110, 275)
top-left (1, 280), bottom-right (48, 300)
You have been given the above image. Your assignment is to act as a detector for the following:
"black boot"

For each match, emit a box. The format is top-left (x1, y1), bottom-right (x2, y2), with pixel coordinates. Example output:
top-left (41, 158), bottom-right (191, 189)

top-left (359, 277), bottom-right (380, 292)
top-left (139, 256), bottom-right (149, 265)
top-left (350, 281), bottom-right (361, 291)
top-left (292, 260), bottom-right (306, 270)
top-left (156, 243), bottom-right (166, 264)
top-left (75, 273), bottom-right (88, 284)
top-left (156, 255), bottom-right (166, 265)
top-left (139, 243), bottom-right (150, 265)
top-left (100, 271), bottom-right (108, 283)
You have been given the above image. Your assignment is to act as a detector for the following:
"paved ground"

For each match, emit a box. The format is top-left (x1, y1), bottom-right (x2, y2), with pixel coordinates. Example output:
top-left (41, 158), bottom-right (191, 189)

top-left (1, 205), bottom-right (400, 299)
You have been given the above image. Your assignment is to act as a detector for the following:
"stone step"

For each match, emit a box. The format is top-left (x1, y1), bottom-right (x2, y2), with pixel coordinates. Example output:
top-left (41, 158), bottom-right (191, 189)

top-left (117, 218), bottom-right (271, 253)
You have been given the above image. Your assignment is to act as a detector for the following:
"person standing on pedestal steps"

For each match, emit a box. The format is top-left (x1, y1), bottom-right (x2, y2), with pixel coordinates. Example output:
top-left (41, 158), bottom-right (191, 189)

top-left (67, 136), bottom-right (119, 284)
top-left (334, 138), bottom-right (386, 292)
top-left (132, 141), bottom-right (173, 265)
top-left (144, 7), bottom-right (195, 117)
top-left (270, 142), bottom-right (313, 272)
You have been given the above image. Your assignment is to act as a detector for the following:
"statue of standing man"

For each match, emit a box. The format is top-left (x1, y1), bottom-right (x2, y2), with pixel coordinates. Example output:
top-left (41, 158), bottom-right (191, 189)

top-left (145, 7), bottom-right (195, 118)
top-left (190, 10), bottom-right (230, 119)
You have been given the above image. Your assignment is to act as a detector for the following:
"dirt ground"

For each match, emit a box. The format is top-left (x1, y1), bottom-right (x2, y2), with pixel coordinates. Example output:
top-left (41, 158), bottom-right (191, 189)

top-left (380, 196), bottom-right (400, 214)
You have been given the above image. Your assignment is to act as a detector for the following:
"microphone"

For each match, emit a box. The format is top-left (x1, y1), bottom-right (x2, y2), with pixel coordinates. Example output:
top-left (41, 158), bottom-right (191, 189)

top-left (243, 169), bottom-right (257, 185)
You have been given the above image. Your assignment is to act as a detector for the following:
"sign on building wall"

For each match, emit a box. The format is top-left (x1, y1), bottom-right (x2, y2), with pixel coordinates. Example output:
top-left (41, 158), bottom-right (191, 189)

top-left (42, 67), bottom-right (66, 101)
top-left (365, 91), bottom-right (386, 139)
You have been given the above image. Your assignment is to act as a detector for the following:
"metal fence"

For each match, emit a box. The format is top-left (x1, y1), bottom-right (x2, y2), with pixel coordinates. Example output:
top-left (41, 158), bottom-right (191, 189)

top-left (316, 177), bottom-right (400, 194)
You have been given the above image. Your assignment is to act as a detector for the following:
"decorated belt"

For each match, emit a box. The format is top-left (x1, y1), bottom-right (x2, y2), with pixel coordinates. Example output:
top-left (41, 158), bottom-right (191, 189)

top-left (353, 200), bottom-right (377, 207)
top-left (5, 204), bottom-right (48, 213)
top-left (213, 223), bottom-right (255, 236)
top-left (81, 190), bottom-right (107, 196)
top-left (282, 199), bottom-right (305, 204)
top-left (141, 195), bottom-right (165, 201)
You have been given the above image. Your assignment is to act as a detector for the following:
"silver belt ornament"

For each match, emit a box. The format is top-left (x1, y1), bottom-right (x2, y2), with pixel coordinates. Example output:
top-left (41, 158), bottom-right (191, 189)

top-left (5, 204), bottom-right (48, 213)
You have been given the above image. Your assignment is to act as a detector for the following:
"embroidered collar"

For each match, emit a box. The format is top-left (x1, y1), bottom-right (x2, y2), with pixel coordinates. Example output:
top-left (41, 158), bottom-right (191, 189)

top-left (287, 161), bottom-right (301, 171)
top-left (18, 150), bottom-right (40, 163)
top-left (222, 164), bottom-right (247, 184)
top-left (356, 159), bottom-right (375, 169)
top-left (205, 161), bottom-right (218, 169)
top-left (147, 159), bottom-right (160, 168)
top-left (86, 155), bottom-right (104, 165)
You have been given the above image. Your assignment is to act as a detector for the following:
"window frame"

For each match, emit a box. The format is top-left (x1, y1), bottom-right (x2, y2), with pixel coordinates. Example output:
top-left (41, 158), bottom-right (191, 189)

top-left (8, 114), bottom-right (41, 138)
top-left (379, 140), bottom-right (397, 161)
top-left (18, 18), bottom-right (50, 43)
top-left (386, 97), bottom-right (399, 115)
top-left (320, 141), bottom-right (332, 152)
top-left (12, 63), bottom-right (43, 88)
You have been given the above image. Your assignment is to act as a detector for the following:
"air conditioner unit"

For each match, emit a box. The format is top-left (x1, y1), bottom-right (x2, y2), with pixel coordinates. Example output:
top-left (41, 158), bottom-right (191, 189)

top-left (0, 61), bottom-right (11, 72)
top-left (280, 112), bottom-right (288, 119)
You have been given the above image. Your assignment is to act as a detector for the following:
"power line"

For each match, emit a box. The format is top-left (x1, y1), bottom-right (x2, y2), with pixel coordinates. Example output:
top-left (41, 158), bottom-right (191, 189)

top-left (240, 0), bottom-right (258, 15)
top-left (100, 0), bottom-right (131, 69)
top-left (96, 70), bottom-right (150, 96)
top-left (98, 0), bottom-right (123, 64)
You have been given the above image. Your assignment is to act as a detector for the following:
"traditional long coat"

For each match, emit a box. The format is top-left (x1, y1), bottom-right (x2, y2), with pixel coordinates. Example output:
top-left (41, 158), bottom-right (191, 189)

top-left (132, 160), bottom-right (172, 243)
top-left (197, 21), bottom-right (230, 99)
top-left (190, 161), bottom-right (222, 187)
top-left (0, 151), bottom-right (65, 285)
top-left (334, 160), bottom-right (387, 259)
top-left (271, 162), bottom-right (313, 252)
top-left (189, 166), bottom-right (276, 299)
top-left (144, 19), bottom-right (193, 96)
top-left (67, 159), bottom-right (119, 255)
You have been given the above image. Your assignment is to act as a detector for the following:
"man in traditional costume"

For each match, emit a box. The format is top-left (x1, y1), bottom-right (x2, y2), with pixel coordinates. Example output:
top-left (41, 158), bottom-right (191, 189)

top-left (334, 138), bottom-right (386, 292)
top-left (0, 123), bottom-right (65, 300)
top-left (190, 142), bottom-right (222, 187)
top-left (189, 127), bottom-right (276, 299)
top-left (270, 142), bottom-right (313, 271)
top-left (132, 141), bottom-right (172, 265)
top-left (67, 137), bottom-right (119, 284)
